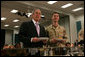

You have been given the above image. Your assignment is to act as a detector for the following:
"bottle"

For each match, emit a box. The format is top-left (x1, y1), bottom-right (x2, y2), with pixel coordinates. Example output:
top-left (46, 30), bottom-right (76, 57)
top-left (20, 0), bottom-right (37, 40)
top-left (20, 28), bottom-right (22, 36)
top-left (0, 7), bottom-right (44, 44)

top-left (49, 47), bottom-right (53, 56)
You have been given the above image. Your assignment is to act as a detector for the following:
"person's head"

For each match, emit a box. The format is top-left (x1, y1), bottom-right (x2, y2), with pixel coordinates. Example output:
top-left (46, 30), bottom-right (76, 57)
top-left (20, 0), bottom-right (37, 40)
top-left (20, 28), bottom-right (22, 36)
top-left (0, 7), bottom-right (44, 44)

top-left (3, 44), bottom-right (9, 49)
top-left (15, 43), bottom-right (21, 48)
top-left (52, 12), bottom-right (60, 27)
top-left (31, 9), bottom-right (41, 22)
top-left (66, 42), bottom-right (71, 47)
top-left (9, 45), bottom-right (15, 49)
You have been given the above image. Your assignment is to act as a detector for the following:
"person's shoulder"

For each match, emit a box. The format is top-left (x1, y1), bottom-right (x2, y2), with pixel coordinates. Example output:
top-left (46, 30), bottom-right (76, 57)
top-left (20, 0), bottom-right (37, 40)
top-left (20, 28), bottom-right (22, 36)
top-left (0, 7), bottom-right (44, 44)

top-left (20, 21), bottom-right (31, 28)
top-left (79, 28), bottom-right (84, 34)
top-left (81, 28), bottom-right (84, 32)
top-left (21, 20), bottom-right (32, 25)
top-left (39, 24), bottom-right (45, 29)
top-left (59, 25), bottom-right (65, 30)
top-left (46, 25), bottom-right (52, 30)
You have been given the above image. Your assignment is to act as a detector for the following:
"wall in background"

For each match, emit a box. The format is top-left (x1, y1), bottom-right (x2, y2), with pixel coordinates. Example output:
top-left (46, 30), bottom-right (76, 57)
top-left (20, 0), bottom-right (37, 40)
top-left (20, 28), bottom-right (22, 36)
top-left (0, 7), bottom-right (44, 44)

top-left (69, 14), bottom-right (77, 43)
top-left (5, 29), bottom-right (13, 45)
top-left (75, 14), bottom-right (84, 29)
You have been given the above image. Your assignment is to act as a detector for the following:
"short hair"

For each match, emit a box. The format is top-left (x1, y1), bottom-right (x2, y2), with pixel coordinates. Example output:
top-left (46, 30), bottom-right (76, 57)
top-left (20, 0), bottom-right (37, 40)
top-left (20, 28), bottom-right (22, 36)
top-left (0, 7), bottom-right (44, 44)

top-left (52, 12), bottom-right (59, 15)
top-left (32, 8), bottom-right (41, 14)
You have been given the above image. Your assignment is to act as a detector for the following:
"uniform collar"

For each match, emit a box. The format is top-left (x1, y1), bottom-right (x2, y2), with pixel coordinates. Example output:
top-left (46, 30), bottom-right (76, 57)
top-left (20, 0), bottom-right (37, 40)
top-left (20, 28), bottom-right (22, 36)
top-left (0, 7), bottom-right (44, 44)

top-left (50, 24), bottom-right (60, 29)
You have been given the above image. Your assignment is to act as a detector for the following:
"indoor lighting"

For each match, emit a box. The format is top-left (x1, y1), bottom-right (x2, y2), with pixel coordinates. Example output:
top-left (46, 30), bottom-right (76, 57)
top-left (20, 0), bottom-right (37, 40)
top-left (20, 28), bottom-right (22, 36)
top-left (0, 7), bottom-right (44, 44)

top-left (1, 17), bottom-right (6, 21)
top-left (41, 15), bottom-right (45, 18)
top-left (61, 3), bottom-right (73, 8)
top-left (47, 1), bottom-right (58, 4)
top-left (11, 9), bottom-right (18, 13)
top-left (72, 7), bottom-right (84, 12)
top-left (13, 19), bottom-right (19, 22)
top-left (4, 24), bottom-right (9, 27)
top-left (26, 13), bottom-right (32, 17)
top-left (14, 26), bottom-right (19, 28)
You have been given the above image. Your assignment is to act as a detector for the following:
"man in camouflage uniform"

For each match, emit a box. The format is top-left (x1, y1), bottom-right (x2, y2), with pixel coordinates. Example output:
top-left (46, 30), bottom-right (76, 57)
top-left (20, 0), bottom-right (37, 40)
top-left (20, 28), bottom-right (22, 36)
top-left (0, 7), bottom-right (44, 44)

top-left (46, 12), bottom-right (68, 47)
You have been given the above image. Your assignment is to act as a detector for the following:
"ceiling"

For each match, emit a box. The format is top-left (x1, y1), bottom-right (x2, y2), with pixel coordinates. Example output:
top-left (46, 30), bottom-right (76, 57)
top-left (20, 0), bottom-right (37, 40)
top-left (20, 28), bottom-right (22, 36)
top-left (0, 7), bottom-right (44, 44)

top-left (1, 1), bottom-right (84, 30)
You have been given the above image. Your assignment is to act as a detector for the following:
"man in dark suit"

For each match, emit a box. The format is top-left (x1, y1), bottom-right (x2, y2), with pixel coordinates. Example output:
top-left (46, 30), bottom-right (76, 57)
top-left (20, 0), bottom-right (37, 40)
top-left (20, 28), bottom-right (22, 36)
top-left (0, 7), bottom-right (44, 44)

top-left (18, 9), bottom-right (47, 48)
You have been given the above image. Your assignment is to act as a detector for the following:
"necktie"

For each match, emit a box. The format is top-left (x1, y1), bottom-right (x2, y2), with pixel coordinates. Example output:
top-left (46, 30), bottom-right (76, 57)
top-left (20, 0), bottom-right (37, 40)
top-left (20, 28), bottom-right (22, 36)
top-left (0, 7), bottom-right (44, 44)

top-left (35, 23), bottom-right (40, 36)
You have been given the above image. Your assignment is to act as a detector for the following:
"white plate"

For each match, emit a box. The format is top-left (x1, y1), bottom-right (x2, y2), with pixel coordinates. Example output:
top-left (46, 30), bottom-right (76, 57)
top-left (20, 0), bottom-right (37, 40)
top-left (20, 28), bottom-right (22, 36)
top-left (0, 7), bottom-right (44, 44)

top-left (31, 37), bottom-right (49, 42)
top-left (38, 37), bottom-right (49, 40)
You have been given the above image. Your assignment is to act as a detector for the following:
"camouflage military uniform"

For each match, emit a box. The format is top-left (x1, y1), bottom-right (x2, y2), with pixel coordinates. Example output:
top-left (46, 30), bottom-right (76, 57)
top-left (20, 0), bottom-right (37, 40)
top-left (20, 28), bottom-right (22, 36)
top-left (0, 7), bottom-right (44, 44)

top-left (46, 24), bottom-right (68, 39)
top-left (46, 24), bottom-right (68, 47)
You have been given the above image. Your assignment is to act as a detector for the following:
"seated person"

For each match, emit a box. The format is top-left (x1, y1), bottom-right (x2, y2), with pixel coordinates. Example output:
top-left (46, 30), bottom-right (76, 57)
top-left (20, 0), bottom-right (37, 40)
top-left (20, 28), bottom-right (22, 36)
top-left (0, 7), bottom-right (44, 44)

top-left (14, 43), bottom-right (21, 48)
top-left (3, 44), bottom-right (9, 49)
top-left (78, 28), bottom-right (84, 46)
top-left (3, 44), bottom-right (15, 49)
top-left (78, 28), bottom-right (84, 42)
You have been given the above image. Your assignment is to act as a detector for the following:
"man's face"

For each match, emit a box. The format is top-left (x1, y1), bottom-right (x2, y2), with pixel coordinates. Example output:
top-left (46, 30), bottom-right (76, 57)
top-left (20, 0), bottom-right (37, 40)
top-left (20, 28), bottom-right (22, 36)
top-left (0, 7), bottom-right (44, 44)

top-left (32, 9), bottom-right (41, 22)
top-left (52, 13), bottom-right (59, 22)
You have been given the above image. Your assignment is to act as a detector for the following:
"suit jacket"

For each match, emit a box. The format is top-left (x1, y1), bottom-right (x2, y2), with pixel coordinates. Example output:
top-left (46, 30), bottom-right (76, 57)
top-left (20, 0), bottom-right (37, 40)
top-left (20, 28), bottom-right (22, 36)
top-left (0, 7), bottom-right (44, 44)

top-left (18, 20), bottom-right (47, 48)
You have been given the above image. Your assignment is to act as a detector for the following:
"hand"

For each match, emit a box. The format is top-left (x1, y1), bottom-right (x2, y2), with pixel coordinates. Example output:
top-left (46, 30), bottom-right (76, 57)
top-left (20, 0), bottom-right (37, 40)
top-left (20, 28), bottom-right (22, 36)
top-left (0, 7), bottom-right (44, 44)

top-left (42, 40), bottom-right (48, 44)
top-left (78, 44), bottom-right (81, 47)
top-left (50, 38), bottom-right (56, 43)
top-left (32, 37), bottom-right (40, 43)
top-left (62, 40), bottom-right (66, 43)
